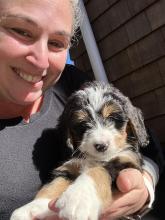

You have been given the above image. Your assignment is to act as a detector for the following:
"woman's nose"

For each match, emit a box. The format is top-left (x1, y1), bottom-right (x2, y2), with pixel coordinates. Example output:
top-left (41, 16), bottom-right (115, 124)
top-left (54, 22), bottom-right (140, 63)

top-left (26, 40), bottom-right (50, 70)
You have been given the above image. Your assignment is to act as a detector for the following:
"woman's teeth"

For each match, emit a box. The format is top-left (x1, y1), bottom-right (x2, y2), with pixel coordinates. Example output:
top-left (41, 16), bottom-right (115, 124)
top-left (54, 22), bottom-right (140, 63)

top-left (19, 72), bottom-right (42, 83)
top-left (13, 68), bottom-right (46, 83)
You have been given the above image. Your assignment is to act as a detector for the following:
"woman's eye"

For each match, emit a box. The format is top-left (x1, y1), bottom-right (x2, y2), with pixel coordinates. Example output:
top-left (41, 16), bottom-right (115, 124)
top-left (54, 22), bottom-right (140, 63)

top-left (48, 40), bottom-right (69, 51)
top-left (10, 28), bottom-right (32, 38)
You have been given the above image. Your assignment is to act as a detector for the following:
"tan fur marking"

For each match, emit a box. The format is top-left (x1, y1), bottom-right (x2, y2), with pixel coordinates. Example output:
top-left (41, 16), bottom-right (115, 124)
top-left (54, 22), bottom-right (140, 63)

top-left (118, 154), bottom-right (141, 170)
top-left (35, 177), bottom-right (71, 200)
top-left (126, 121), bottom-right (137, 144)
top-left (74, 110), bottom-right (88, 122)
top-left (101, 103), bottom-right (120, 119)
top-left (86, 166), bottom-right (112, 207)
top-left (114, 130), bottom-right (127, 149)
top-left (56, 160), bottom-right (81, 177)
top-left (35, 160), bottom-right (82, 200)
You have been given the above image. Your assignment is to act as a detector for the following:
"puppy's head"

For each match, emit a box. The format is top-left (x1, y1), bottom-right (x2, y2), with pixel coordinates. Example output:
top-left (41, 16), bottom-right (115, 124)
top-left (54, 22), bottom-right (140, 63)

top-left (59, 81), bottom-right (149, 161)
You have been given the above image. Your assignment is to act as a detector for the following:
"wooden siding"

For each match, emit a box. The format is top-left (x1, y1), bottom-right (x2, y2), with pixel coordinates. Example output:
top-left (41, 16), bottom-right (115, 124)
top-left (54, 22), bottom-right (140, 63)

top-left (70, 0), bottom-right (165, 147)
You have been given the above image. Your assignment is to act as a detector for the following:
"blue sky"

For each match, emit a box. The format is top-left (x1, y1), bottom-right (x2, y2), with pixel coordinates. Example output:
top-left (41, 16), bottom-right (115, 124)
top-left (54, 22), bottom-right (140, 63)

top-left (66, 52), bottom-right (74, 65)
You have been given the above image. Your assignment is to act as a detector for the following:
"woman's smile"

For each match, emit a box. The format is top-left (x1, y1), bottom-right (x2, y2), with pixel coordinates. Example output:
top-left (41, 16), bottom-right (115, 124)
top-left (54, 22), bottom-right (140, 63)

top-left (0, 0), bottom-right (72, 107)
top-left (12, 67), bottom-right (47, 84)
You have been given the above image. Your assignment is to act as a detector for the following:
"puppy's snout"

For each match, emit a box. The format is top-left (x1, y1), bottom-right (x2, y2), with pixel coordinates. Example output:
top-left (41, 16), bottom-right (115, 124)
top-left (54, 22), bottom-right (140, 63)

top-left (94, 143), bottom-right (108, 152)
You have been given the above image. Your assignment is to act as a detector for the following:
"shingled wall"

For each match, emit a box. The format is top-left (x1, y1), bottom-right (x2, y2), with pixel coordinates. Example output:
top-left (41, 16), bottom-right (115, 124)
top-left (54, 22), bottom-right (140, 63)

top-left (70, 0), bottom-right (165, 148)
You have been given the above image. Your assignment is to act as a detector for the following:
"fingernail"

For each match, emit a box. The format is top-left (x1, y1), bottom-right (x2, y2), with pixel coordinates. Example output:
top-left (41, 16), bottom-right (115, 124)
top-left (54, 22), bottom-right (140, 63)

top-left (48, 200), bottom-right (59, 212)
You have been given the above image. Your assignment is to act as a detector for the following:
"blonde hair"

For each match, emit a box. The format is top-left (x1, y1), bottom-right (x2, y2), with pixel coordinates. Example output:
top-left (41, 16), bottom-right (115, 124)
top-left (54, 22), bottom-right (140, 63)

top-left (0, 0), bottom-right (81, 39)
top-left (70, 0), bottom-right (81, 36)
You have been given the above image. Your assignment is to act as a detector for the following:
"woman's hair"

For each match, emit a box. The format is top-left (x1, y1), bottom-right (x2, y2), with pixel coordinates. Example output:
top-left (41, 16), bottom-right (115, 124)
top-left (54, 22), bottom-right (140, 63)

top-left (70, 0), bottom-right (81, 37)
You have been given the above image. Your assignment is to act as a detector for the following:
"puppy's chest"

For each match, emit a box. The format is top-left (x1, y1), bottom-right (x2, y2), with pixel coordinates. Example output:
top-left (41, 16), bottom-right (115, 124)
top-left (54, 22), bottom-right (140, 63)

top-left (79, 154), bottom-right (142, 184)
top-left (79, 158), bottom-right (119, 179)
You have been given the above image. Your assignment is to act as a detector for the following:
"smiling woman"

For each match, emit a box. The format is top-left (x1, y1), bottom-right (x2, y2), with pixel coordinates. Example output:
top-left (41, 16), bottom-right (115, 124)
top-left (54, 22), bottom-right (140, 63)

top-left (0, 1), bottom-right (161, 220)
top-left (0, 0), bottom-right (73, 116)
top-left (0, 1), bottom-right (83, 219)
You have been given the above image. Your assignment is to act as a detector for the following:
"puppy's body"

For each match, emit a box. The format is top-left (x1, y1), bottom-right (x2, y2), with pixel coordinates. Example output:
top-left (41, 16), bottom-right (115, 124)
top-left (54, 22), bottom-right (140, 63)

top-left (11, 81), bottom-right (148, 220)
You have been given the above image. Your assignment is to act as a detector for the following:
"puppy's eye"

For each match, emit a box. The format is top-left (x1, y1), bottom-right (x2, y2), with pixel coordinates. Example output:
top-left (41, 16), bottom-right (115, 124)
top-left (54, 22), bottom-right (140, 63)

top-left (80, 121), bottom-right (91, 129)
top-left (73, 121), bottom-right (91, 134)
top-left (108, 113), bottom-right (126, 129)
top-left (108, 113), bottom-right (124, 122)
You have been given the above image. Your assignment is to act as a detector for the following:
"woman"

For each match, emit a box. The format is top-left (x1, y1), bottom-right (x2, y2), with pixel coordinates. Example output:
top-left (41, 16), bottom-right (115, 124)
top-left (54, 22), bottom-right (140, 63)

top-left (0, 0), bottom-right (162, 219)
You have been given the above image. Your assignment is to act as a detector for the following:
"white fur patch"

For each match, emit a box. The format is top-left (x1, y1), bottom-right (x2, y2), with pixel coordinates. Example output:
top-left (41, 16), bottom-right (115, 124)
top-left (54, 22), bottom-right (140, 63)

top-left (56, 173), bottom-right (101, 220)
top-left (85, 85), bottom-right (107, 112)
top-left (79, 123), bottom-right (124, 161)
top-left (10, 198), bottom-right (54, 220)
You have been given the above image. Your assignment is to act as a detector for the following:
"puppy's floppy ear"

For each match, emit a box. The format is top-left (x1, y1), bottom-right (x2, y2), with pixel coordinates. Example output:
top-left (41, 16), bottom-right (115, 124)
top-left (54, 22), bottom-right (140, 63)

top-left (66, 134), bottom-right (74, 150)
top-left (124, 100), bottom-right (149, 147)
top-left (108, 83), bottom-right (149, 147)
top-left (56, 97), bottom-right (74, 149)
top-left (57, 92), bottom-right (81, 150)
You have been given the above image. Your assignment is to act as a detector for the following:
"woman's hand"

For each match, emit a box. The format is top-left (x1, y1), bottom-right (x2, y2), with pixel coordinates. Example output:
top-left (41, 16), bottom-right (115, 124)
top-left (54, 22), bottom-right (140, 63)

top-left (101, 168), bottom-right (150, 220)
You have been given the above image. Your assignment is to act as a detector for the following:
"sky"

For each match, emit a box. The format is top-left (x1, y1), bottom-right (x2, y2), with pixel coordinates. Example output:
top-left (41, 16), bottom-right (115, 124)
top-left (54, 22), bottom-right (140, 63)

top-left (66, 52), bottom-right (74, 65)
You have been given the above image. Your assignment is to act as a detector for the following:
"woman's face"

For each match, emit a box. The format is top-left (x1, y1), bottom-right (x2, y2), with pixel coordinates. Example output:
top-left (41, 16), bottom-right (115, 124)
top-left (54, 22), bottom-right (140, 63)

top-left (0, 0), bottom-right (73, 105)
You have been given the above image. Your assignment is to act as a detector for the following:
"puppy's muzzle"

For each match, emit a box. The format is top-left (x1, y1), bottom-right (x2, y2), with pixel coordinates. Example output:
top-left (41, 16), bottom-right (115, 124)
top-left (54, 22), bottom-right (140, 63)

top-left (94, 143), bottom-right (108, 152)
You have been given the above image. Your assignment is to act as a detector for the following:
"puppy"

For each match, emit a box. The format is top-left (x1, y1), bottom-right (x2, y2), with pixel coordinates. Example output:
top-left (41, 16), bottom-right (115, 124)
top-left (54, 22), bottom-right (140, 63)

top-left (10, 81), bottom-right (149, 220)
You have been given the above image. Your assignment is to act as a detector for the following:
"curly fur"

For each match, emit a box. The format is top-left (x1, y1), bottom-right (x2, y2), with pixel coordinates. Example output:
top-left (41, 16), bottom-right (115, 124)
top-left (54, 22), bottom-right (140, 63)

top-left (10, 81), bottom-right (149, 220)
top-left (60, 81), bottom-right (149, 149)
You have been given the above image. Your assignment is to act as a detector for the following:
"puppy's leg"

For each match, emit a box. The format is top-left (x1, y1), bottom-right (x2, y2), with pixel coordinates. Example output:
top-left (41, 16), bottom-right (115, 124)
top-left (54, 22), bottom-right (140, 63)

top-left (56, 166), bottom-right (112, 220)
top-left (86, 166), bottom-right (113, 208)
top-left (10, 177), bottom-right (71, 220)
top-left (10, 160), bottom-right (80, 220)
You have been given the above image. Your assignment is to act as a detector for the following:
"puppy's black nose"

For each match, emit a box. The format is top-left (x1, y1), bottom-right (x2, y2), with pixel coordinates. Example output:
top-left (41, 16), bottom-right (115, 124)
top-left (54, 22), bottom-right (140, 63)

top-left (94, 143), bottom-right (108, 152)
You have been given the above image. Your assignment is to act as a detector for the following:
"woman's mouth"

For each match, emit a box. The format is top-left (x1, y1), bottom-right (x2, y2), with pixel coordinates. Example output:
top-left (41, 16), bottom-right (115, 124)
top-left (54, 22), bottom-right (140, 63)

top-left (19, 72), bottom-right (42, 83)
top-left (12, 67), bottom-right (47, 83)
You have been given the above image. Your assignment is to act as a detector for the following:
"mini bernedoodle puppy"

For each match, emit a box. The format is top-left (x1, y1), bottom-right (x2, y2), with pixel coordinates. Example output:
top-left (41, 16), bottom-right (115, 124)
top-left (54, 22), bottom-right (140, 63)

top-left (11, 81), bottom-right (149, 220)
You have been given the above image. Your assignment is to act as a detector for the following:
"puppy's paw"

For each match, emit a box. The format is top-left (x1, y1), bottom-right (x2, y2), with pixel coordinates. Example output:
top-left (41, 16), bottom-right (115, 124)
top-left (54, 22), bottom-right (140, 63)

top-left (10, 199), bottom-right (55, 220)
top-left (56, 174), bottom-right (101, 220)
